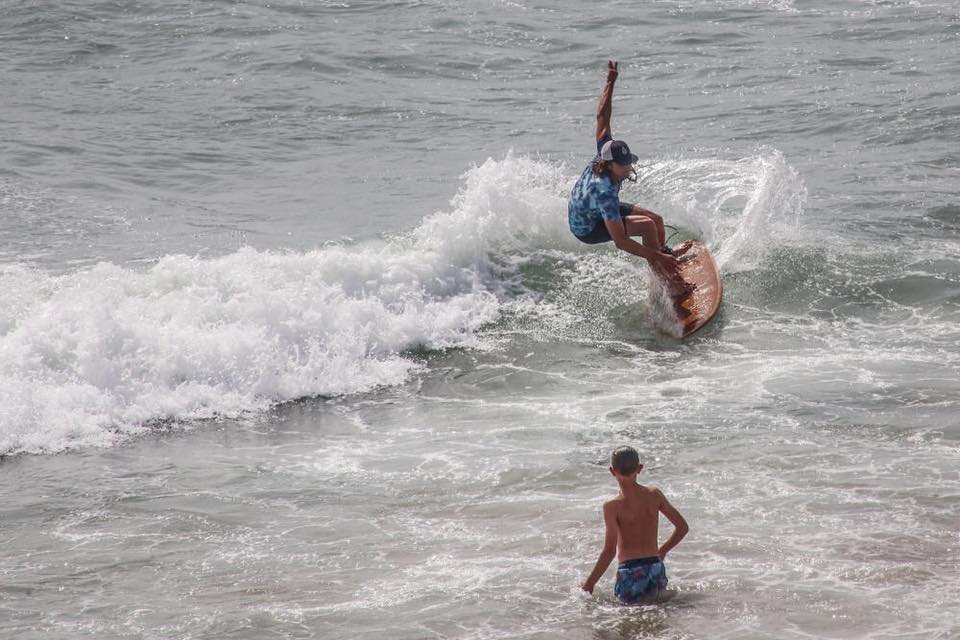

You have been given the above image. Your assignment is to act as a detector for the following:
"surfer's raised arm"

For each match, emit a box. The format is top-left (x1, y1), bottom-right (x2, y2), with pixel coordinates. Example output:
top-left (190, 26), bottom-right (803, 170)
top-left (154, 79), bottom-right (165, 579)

top-left (568, 60), bottom-right (694, 314)
top-left (595, 60), bottom-right (618, 141)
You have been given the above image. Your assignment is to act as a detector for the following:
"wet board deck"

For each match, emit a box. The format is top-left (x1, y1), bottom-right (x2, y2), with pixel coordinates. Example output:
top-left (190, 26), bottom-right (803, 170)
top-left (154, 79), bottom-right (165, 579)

top-left (676, 241), bottom-right (722, 337)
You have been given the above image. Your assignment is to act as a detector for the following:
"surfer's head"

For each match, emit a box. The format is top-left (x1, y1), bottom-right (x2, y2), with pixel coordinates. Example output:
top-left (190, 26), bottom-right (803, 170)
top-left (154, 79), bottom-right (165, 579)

top-left (610, 446), bottom-right (642, 477)
top-left (593, 139), bottom-right (638, 183)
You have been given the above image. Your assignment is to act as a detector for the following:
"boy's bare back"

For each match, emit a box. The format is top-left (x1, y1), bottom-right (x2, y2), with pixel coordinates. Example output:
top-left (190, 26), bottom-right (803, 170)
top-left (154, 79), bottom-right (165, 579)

top-left (606, 483), bottom-right (671, 561)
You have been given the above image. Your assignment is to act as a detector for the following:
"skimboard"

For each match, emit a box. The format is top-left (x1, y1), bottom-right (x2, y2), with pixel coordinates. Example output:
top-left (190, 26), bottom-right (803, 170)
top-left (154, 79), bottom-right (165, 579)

top-left (675, 240), bottom-right (722, 337)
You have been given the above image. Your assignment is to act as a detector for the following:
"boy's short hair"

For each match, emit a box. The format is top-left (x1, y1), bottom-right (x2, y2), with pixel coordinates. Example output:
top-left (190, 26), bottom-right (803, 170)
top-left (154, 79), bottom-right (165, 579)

top-left (611, 446), bottom-right (640, 475)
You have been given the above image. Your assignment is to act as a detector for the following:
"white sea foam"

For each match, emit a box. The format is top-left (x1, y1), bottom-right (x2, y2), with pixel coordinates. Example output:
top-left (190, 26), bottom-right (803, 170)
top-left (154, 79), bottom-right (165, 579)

top-left (0, 150), bottom-right (802, 455)
top-left (630, 147), bottom-right (806, 334)
top-left (0, 155), bottom-right (569, 455)
top-left (633, 146), bottom-right (807, 273)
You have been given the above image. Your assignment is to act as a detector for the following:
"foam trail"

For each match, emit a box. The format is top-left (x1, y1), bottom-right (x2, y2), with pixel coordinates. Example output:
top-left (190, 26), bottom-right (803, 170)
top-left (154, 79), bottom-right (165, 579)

top-left (647, 278), bottom-right (685, 338)
top-left (632, 148), bottom-right (806, 332)
top-left (635, 146), bottom-right (807, 272)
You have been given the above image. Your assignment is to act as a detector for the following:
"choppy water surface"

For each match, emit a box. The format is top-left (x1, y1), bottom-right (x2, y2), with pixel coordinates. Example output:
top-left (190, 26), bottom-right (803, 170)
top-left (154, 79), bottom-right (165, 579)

top-left (1, 1), bottom-right (958, 638)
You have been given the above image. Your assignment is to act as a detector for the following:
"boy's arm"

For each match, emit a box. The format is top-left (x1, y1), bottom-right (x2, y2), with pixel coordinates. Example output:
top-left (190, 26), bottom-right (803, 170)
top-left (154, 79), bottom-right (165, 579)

top-left (581, 500), bottom-right (619, 594)
top-left (656, 489), bottom-right (689, 559)
top-left (595, 60), bottom-right (618, 141)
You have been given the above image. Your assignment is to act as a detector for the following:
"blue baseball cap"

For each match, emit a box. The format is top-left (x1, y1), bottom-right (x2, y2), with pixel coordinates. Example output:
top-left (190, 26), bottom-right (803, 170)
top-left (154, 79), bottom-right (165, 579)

top-left (600, 139), bottom-right (639, 166)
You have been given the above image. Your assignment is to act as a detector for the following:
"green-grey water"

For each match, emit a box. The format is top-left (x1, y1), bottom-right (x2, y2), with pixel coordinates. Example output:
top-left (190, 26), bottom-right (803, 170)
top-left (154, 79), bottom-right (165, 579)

top-left (1, 1), bottom-right (958, 638)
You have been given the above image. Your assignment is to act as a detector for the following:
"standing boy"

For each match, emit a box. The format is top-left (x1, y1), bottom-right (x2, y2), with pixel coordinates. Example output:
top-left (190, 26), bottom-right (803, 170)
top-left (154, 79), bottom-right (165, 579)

top-left (581, 446), bottom-right (689, 604)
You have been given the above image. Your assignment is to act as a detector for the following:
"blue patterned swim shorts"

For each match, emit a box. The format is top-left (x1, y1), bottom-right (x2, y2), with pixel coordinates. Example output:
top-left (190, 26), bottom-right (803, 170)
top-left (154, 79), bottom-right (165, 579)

top-left (614, 556), bottom-right (668, 604)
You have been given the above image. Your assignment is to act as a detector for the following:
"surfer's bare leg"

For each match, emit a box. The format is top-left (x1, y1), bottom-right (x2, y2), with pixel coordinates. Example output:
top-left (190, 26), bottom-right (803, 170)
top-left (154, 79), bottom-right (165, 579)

top-left (624, 216), bottom-right (692, 297)
top-left (626, 206), bottom-right (666, 247)
top-left (623, 215), bottom-right (662, 254)
top-left (627, 207), bottom-right (696, 263)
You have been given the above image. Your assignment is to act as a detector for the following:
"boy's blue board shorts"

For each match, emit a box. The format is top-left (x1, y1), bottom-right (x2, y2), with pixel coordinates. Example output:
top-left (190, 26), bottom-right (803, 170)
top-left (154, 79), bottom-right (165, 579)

top-left (614, 556), bottom-right (668, 604)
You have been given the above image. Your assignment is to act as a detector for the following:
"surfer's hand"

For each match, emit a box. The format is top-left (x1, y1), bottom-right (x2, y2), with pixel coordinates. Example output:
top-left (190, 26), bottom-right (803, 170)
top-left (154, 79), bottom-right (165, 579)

top-left (606, 60), bottom-right (618, 83)
top-left (651, 252), bottom-right (679, 271)
top-left (581, 582), bottom-right (594, 594)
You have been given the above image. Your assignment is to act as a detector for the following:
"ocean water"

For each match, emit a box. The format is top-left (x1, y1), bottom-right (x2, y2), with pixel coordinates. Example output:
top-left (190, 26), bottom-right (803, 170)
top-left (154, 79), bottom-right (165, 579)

top-left (1, 0), bottom-right (958, 638)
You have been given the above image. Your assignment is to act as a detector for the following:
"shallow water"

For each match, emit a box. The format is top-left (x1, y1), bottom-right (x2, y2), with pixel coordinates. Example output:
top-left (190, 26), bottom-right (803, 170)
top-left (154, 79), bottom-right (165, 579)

top-left (1, 0), bottom-right (959, 638)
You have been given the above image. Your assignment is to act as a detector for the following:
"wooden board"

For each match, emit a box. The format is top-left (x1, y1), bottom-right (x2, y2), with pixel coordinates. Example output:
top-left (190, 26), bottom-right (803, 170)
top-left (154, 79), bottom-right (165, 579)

top-left (675, 241), bottom-right (723, 337)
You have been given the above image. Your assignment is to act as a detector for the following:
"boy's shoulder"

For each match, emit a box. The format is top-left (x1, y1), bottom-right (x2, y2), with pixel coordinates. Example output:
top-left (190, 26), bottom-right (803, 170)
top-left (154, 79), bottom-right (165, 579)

top-left (629, 484), bottom-right (667, 502)
top-left (604, 486), bottom-right (661, 503)
top-left (646, 485), bottom-right (668, 502)
top-left (602, 495), bottom-right (626, 514)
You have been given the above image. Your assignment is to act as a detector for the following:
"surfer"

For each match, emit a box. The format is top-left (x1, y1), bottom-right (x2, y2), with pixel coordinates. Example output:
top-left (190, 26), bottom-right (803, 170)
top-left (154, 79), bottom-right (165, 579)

top-left (581, 446), bottom-right (689, 604)
top-left (568, 61), bottom-right (694, 306)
